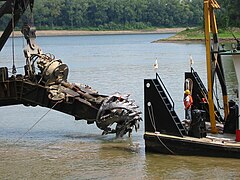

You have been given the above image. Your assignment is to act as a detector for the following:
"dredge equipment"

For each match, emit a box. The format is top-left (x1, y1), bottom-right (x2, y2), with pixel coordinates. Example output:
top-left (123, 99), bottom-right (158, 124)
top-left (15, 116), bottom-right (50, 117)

top-left (0, 0), bottom-right (141, 137)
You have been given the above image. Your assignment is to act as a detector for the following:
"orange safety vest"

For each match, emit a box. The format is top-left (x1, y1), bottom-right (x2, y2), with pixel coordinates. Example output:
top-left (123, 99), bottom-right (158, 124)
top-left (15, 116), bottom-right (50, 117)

top-left (184, 95), bottom-right (193, 109)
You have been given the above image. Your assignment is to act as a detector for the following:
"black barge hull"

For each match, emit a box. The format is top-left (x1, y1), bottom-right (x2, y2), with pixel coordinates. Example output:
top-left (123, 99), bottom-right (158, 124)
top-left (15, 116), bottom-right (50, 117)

top-left (144, 133), bottom-right (240, 158)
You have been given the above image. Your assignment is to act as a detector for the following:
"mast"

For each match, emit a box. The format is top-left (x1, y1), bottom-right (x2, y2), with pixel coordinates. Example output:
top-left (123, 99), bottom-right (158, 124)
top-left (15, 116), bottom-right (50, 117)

top-left (204, 0), bottom-right (230, 125)
top-left (203, 0), bottom-right (220, 133)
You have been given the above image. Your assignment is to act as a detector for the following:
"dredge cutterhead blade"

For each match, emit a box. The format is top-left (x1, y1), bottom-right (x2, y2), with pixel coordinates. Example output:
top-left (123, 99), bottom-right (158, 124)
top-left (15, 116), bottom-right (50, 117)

top-left (96, 93), bottom-right (142, 137)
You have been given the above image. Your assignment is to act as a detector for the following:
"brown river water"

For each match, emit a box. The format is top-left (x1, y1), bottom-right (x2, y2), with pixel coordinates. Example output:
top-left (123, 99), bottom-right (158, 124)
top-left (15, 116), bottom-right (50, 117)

top-left (0, 34), bottom-right (240, 179)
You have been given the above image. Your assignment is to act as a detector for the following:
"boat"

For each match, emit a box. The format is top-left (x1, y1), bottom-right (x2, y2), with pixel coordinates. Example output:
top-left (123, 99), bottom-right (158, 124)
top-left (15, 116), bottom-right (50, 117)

top-left (144, 0), bottom-right (240, 158)
top-left (0, 0), bottom-right (141, 137)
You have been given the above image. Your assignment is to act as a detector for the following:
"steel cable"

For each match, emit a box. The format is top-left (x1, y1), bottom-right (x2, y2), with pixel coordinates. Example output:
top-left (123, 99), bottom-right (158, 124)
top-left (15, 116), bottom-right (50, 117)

top-left (147, 103), bottom-right (174, 154)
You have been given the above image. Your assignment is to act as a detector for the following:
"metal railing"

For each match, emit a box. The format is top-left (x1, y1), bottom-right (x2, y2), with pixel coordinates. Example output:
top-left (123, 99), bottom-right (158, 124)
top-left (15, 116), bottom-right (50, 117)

top-left (155, 73), bottom-right (175, 110)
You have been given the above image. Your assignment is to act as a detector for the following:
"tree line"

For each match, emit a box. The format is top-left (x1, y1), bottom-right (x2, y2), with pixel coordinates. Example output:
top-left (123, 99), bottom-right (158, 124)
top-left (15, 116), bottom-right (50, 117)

top-left (0, 0), bottom-right (239, 30)
top-left (217, 0), bottom-right (240, 28)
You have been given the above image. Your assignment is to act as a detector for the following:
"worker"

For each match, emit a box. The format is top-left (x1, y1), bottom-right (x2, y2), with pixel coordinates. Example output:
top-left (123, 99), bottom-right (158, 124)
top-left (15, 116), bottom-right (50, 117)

top-left (184, 89), bottom-right (193, 120)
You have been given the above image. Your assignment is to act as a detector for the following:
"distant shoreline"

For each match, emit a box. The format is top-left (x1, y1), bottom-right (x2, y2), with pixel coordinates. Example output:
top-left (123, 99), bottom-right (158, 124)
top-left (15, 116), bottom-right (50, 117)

top-left (1, 28), bottom-right (185, 37)
top-left (153, 27), bottom-right (240, 43)
top-left (153, 38), bottom-right (236, 43)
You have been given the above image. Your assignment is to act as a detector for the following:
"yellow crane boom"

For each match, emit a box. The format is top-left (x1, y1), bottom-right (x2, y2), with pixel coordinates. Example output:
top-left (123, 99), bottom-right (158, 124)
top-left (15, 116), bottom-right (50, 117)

top-left (204, 0), bottom-right (229, 133)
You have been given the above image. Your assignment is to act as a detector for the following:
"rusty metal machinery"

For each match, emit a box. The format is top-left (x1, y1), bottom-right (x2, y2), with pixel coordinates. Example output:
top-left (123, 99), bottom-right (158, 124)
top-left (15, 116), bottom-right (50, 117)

top-left (0, 1), bottom-right (141, 137)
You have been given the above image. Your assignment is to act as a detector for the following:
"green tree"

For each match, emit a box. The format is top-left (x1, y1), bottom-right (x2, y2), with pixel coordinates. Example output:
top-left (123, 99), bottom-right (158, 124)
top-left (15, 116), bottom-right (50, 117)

top-left (12, 0), bottom-right (238, 30)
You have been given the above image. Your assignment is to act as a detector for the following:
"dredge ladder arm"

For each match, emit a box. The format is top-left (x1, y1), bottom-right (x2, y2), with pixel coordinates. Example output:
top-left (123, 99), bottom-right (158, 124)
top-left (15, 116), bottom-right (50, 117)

top-left (0, 1), bottom-right (142, 137)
